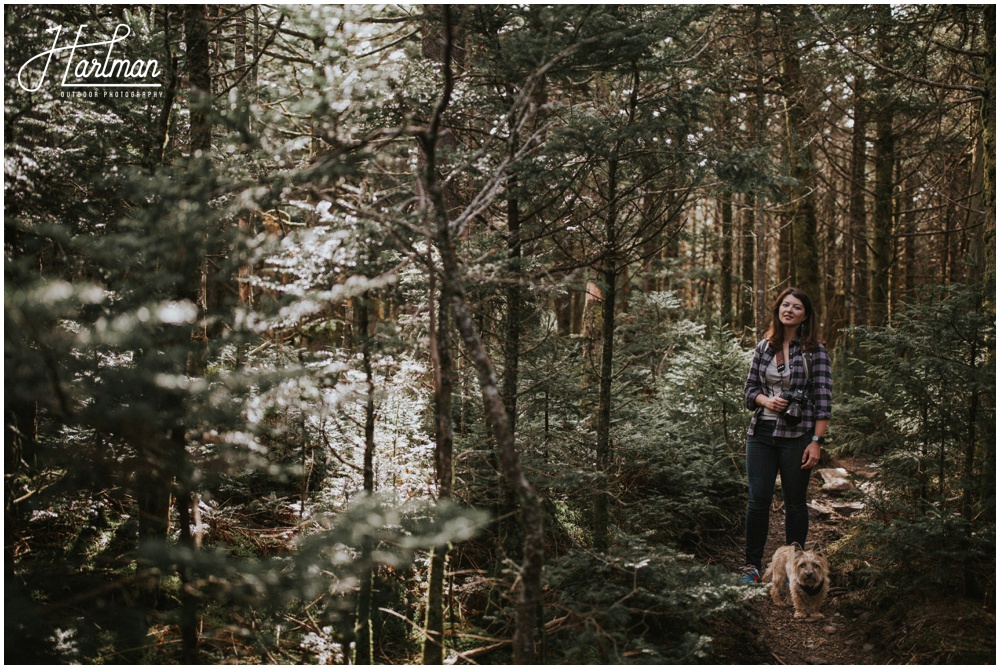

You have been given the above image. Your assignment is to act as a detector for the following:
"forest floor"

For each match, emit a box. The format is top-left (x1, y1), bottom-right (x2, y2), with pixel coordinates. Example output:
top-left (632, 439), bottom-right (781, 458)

top-left (715, 455), bottom-right (879, 665)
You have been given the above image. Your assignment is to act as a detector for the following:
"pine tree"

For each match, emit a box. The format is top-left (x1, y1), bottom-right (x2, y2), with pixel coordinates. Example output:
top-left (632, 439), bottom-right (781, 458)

top-left (839, 285), bottom-right (994, 603)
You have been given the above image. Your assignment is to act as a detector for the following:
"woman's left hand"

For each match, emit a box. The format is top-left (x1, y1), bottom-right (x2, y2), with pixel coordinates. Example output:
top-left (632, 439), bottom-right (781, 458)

top-left (801, 442), bottom-right (821, 470)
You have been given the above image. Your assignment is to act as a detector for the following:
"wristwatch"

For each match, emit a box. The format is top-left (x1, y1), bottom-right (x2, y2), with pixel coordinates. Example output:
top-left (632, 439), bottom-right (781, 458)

top-left (811, 436), bottom-right (825, 445)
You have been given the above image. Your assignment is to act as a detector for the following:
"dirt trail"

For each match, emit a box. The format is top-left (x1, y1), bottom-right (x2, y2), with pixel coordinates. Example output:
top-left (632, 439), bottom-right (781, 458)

top-left (741, 456), bottom-right (877, 665)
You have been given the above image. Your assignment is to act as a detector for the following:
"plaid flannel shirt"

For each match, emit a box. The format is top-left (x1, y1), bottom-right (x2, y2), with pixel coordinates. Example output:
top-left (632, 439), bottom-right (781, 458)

top-left (744, 338), bottom-right (832, 438)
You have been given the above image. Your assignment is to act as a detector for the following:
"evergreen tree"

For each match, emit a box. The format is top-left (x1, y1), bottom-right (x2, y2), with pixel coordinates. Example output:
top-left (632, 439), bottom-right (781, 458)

top-left (838, 285), bottom-right (994, 603)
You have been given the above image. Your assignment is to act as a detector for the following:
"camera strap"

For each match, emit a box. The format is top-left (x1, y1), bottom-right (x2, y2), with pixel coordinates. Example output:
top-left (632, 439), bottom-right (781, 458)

top-left (802, 349), bottom-right (814, 400)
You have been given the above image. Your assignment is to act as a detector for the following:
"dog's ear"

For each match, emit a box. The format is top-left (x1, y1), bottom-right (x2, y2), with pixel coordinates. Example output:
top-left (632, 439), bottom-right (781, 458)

top-left (811, 544), bottom-right (826, 556)
top-left (791, 542), bottom-right (804, 552)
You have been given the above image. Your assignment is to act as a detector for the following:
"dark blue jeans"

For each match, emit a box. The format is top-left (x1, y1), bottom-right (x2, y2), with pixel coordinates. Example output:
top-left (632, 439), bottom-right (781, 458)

top-left (744, 420), bottom-right (813, 570)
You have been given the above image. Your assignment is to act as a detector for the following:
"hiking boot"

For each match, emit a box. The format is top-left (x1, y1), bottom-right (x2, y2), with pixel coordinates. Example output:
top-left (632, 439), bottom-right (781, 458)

top-left (739, 564), bottom-right (762, 584)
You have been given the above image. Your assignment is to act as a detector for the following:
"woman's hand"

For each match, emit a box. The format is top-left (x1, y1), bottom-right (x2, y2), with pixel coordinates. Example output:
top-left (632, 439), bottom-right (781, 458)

top-left (758, 394), bottom-right (789, 412)
top-left (801, 442), bottom-right (821, 470)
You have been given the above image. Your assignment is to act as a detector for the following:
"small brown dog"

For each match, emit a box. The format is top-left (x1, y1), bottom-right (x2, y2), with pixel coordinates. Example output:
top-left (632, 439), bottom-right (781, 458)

top-left (762, 543), bottom-right (829, 620)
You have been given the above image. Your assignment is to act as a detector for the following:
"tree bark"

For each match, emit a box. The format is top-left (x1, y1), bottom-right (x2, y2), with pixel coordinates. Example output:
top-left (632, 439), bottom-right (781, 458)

top-left (870, 103), bottom-right (894, 326)
top-left (171, 426), bottom-right (198, 664)
top-left (780, 7), bottom-right (820, 301)
top-left (740, 197), bottom-right (755, 337)
top-left (901, 175), bottom-right (918, 301)
top-left (966, 83), bottom-right (988, 288)
top-left (752, 7), bottom-right (770, 338)
top-left (419, 8), bottom-right (459, 661)
top-left (497, 156), bottom-right (526, 559)
top-left (148, 7), bottom-right (177, 168)
top-left (720, 197), bottom-right (734, 326)
top-left (423, 278), bottom-right (454, 665)
top-left (870, 6), bottom-right (895, 326)
top-left (592, 113), bottom-right (622, 549)
top-left (186, 5), bottom-right (212, 156)
top-left (502, 181), bottom-right (522, 437)
top-left (981, 6), bottom-right (996, 294)
top-left (355, 294), bottom-right (376, 665)
top-left (848, 71), bottom-right (869, 326)
top-left (163, 8), bottom-right (213, 662)
top-left (450, 293), bottom-right (543, 665)
top-left (822, 188), bottom-right (840, 346)
top-left (593, 259), bottom-right (616, 553)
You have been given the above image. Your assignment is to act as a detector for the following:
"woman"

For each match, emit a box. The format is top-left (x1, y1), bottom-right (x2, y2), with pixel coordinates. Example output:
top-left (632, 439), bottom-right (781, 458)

top-left (740, 287), bottom-right (832, 583)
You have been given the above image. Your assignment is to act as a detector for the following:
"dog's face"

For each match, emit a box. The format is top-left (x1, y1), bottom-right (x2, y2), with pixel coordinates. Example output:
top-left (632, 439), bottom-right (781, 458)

top-left (790, 544), bottom-right (828, 587)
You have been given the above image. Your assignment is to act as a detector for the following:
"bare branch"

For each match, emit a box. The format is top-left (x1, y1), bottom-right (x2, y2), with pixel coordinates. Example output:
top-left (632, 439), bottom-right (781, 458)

top-left (809, 7), bottom-right (985, 96)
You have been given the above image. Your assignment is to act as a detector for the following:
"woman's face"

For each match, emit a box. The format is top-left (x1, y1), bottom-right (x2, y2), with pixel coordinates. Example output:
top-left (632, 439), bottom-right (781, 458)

top-left (777, 294), bottom-right (807, 329)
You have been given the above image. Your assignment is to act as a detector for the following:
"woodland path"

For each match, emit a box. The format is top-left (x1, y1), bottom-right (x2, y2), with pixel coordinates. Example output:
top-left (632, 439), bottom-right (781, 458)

top-left (719, 456), bottom-right (879, 665)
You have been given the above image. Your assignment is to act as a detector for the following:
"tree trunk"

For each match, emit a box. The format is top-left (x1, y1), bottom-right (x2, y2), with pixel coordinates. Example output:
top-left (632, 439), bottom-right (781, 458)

top-left (754, 195), bottom-right (769, 338)
top-left (497, 163), bottom-right (526, 559)
top-left (450, 293), bottom-right (544, 665)
top-left (148, 6), bottom-right (177, 168)
top-left (752, 7), bottom-right (770, 338)
top-left (593, 259), bottom-right (616, 553)
top-left (720, 196), bottom-right (734, 326)
top-left (822, 189), bottom-right (840, 345)
top-left (870, 102), bottom-right (894, 326)
top-left (431, 178), bottom-right (543, 665)
top-left (870, 7), bottom-right (895, 326)
top-left (740, 197), bottom-right (755, 337)
top-left (961, 310), bottom-right (983, 598)
top-left (848, 71), bottom-right (869, 326)
top-left (355, 294), bottom-right (376, 665)
top-left (965, 90), bottom-right (988, 287)
top-left (186, 4), bottom-right (212, 156)
top-left (901, 175), bottom-right (917, 301)
top-left (136, 434), bottom-right (172, 547)
top-left (780, 8), bottom-right (820, 301)
top-left (171, 427), bottom-right (198, 664)
top-left (778, 210), bottom-right (792, 287)
top-left (160, 8), bottom-right (213, 661)
top-left (502, 182), bottom-right (522, 436)
top-left (592, 121), bottom-right (622, 550)
top-left (981, 6), bottom-right (996, 294)
top-left (423, 276), bottom-right (454, 665)
top-left (419, 9), bottom-right (460, 661)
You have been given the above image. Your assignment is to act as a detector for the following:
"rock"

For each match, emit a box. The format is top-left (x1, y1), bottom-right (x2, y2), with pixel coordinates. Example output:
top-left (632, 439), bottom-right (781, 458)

top-left (808, 500), bottom-right (835, 518)
top-left (831, 500), bottom-right (865, 516)
top-left (816, 467), bottom-right (853, 491)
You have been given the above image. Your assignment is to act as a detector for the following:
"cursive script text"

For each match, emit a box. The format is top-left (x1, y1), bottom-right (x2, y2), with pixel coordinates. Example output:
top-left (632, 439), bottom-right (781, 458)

top-left (18, 24), bottom-right (161, 92)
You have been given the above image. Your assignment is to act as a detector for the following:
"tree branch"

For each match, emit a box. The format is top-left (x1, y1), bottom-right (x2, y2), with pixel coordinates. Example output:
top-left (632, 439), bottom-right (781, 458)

top-left (809, 7), bottom-right (985, 96)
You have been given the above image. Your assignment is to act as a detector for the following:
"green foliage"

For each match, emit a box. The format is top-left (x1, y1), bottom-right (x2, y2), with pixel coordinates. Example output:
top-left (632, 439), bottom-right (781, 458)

top-left (543, 540), bottom-right (752, 664)
top-left (712, 146), bottom-right (792, 198)
top-left (837, 511), bottom-right (994, 598)
top-left (617, 324), bottom-right (749, 546)
top-left (834, 285), bottom-right (995, 604)
top-left (837, 285), bottom-right (994, 504)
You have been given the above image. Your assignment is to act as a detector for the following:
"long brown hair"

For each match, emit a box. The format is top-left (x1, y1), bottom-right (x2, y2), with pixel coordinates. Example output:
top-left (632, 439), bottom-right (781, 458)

top-left (765, 287), bottom-right (821, 350)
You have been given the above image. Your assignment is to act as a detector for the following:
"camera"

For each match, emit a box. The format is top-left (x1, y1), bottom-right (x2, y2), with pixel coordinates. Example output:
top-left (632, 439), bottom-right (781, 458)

top-left (780, 389), bottom-right (809, 425)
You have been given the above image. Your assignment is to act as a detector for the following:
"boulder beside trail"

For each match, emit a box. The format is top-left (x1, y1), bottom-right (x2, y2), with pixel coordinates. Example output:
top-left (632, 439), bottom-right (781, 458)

top-left (815, 468), bottom-right (852, 492)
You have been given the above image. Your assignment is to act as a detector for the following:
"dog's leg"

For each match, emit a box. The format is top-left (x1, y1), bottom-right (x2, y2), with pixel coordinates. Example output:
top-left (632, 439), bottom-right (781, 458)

top-left (771, 564), bottom-right (789, 606)
top-left (790, 588), bottom-right (807, 618)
